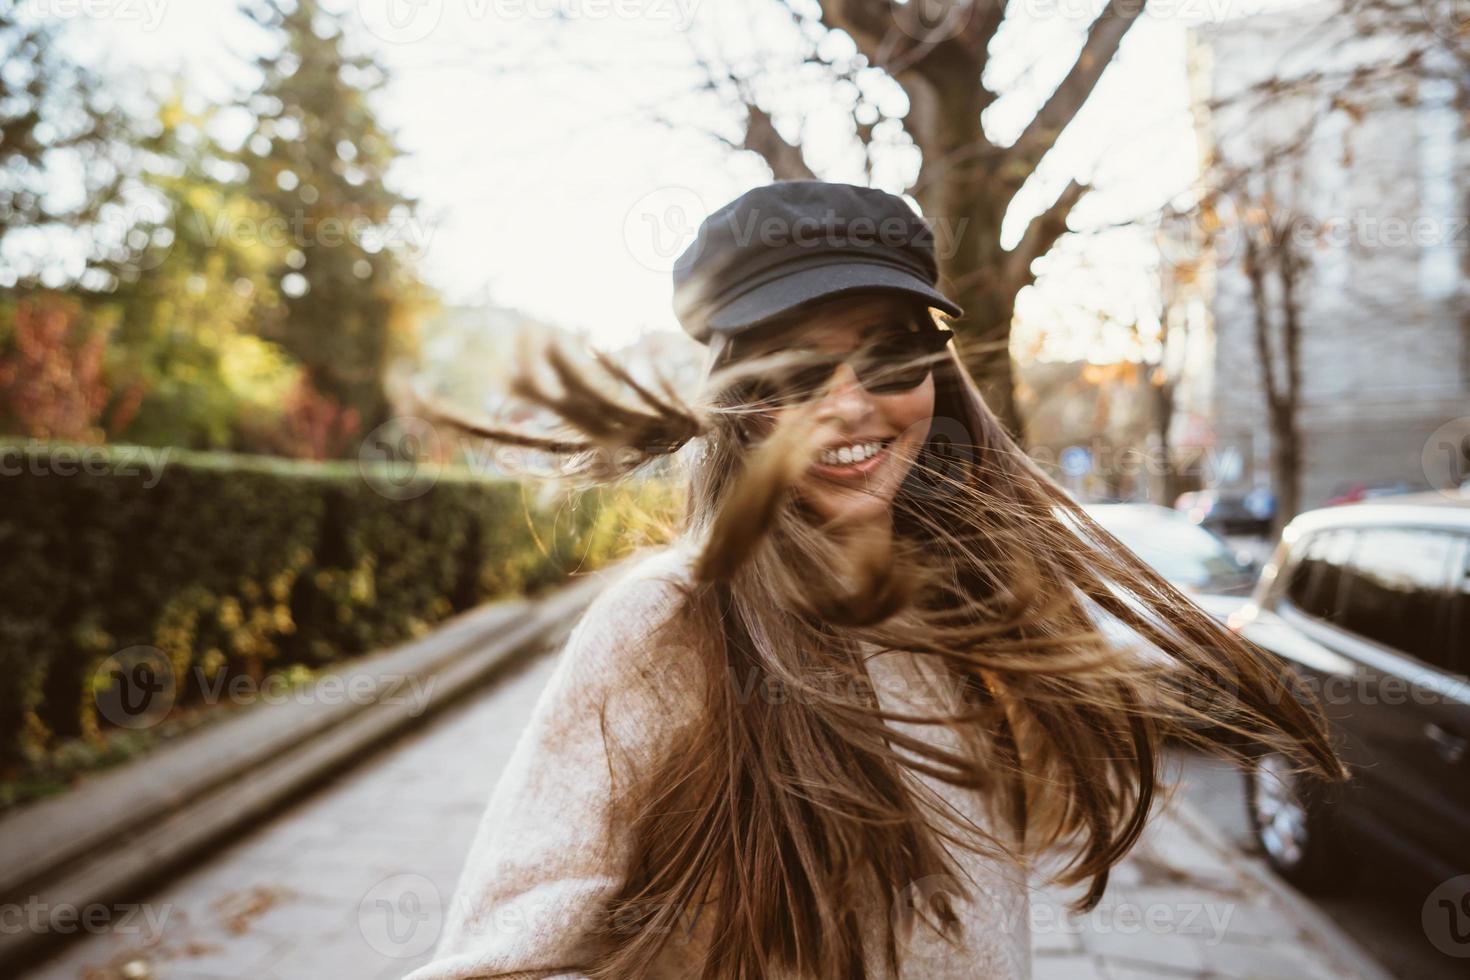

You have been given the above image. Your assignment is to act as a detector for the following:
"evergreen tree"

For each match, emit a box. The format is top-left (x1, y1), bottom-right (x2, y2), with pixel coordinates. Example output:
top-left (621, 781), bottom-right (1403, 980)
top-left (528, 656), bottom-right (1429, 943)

top-left (0, 11), bottom-right (126, 278)
top-left (238, 0), bottom-right (419, 437)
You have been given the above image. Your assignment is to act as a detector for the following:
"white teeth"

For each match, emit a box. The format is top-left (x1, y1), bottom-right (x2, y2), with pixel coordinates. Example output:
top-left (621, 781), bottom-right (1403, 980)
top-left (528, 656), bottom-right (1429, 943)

top-left (819, 441), bottom-right (885, 466)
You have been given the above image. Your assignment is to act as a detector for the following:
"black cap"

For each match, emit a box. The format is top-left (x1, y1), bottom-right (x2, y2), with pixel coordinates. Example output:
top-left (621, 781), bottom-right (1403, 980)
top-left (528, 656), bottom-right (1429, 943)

top-left (672, 180), bottom-right (963, 346)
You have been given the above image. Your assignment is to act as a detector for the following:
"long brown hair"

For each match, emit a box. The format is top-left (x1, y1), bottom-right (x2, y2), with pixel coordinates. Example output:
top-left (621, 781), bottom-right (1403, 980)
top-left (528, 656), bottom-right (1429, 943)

top-left (418, 295), bottom-right (1346, 980)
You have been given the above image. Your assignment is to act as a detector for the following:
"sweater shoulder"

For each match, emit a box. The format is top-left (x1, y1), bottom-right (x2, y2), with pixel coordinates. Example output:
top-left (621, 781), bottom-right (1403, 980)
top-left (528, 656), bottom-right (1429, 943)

top-left (554, 538), bottom-right (705, 727)
top-left (570, 539), bottom-right (698, 654)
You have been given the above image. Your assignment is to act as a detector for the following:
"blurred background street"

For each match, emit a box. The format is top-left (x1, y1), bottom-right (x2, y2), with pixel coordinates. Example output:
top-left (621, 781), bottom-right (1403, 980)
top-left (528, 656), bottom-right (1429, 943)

top-left (2, 0), bottom-right (1468, 977)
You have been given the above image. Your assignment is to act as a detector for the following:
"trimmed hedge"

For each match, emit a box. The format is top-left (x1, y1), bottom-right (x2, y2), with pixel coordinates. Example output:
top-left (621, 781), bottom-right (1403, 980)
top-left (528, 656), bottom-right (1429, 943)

top-left (0, 440), bottom-right (677, 771)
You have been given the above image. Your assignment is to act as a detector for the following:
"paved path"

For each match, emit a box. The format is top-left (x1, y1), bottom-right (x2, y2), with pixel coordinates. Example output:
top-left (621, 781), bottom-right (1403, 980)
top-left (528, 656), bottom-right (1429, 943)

top-left (25, 648), bottom-right (1389, 980)
top-left (23, 649), bottom-right (558, 980)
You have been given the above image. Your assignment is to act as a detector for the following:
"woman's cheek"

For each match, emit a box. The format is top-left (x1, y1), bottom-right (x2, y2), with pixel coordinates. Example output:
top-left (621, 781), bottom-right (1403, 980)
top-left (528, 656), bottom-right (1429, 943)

top-left (880, 378), bottom-right (935, 479)
top-left (887, 382), bottom-right (935, 431)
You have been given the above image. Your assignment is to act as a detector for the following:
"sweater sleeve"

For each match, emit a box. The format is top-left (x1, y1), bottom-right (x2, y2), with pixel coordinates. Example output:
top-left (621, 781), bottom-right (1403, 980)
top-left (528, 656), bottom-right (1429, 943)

top-left (402, 548), bottom-right (703, 980)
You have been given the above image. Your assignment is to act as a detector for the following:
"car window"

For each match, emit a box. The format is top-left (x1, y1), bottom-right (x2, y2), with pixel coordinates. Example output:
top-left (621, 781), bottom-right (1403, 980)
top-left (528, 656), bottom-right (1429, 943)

top-left (1284, 529), bottom-right (1355, 623)
top-left (1337, 526), bottom-right (1461, 673)
top-left (1088, 508), bottom-right (1246, 587)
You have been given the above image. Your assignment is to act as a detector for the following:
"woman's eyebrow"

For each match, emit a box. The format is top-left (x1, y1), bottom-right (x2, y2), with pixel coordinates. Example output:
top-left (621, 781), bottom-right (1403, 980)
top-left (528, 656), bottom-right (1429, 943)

top-left (858, 317), bottom-right (918, 339)
top-left (741, 313), bottom-right (913, 357)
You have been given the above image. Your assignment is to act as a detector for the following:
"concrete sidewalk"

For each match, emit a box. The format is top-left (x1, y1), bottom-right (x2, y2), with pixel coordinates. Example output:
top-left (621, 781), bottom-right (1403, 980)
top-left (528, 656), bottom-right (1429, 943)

top-left (1028, 798), bottom-right (1392, 980)
top-left (21, 650), bottom-right (1391, 980)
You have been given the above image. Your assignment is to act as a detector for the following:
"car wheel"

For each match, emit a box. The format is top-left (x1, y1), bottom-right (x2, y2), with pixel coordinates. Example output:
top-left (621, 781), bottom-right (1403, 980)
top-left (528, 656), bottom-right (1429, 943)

top-left (1243, 752), bottom-right (1352, 893)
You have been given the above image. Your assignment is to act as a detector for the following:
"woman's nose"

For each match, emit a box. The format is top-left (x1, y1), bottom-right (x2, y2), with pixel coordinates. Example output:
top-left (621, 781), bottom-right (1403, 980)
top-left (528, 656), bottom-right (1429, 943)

top-left (815, 361), bottom-right (873, 425)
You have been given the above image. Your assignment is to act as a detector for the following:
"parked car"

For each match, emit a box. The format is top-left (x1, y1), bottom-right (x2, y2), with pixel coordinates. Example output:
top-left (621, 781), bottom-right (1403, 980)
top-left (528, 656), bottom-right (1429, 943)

top-left (1323, 480), bottom-right (1422, 507)
top-left (1175, 488), bottom-right (1274, 537)
top-left (1085, 503), bottom-right (1259, 620)
top-left (1227, 494), bottom-right (1469, 892)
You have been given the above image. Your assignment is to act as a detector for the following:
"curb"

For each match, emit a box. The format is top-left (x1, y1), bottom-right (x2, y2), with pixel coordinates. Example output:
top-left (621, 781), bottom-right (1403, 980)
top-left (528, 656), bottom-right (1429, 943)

top-left (0, 571), bottom-right (611, 971)
top-left (1166, 797), bottom-right (1397, 980)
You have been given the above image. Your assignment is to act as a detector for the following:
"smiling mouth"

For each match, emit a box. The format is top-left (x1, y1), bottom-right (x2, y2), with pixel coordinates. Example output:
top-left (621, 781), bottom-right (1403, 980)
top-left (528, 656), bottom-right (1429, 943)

top-left (811, 438), bottom-right (894, 479)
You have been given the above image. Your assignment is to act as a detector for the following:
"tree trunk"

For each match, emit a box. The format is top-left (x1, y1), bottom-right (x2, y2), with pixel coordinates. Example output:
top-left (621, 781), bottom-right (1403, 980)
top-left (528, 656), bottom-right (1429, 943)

top-left (1152, 377), bottom-right (1181, 505)
top-left (954, 269), bottom-right (1022, 443)
top-left (1244, 231), bottom-right (1304, 539)
top-left (1273, 234), bottom-right (1305, 532)
top-left (909, 76), bottom-right (1023, 440)
top-left (1268, 406), bottom-right (1301, 539)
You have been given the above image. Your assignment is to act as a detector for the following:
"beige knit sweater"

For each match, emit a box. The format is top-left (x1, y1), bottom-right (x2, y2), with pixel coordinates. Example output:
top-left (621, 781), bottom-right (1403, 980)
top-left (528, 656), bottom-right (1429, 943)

top-left (403, 540), bottom-right (1033, 980)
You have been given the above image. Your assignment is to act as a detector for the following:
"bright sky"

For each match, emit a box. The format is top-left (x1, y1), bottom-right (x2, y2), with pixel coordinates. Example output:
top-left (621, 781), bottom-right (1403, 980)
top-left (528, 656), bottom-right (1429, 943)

top-left (45, 0), bottom-right (1302, 360)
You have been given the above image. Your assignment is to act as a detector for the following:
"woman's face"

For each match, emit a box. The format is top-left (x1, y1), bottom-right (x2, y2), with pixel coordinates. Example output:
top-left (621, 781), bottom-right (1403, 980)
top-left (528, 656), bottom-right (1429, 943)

top-left (759, 294), bottom-right (938, 527)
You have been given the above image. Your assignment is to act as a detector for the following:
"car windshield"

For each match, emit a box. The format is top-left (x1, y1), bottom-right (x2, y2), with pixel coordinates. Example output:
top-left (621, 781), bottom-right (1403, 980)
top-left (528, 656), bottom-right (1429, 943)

top-left (1085, 505), bottom-right (1248, 588)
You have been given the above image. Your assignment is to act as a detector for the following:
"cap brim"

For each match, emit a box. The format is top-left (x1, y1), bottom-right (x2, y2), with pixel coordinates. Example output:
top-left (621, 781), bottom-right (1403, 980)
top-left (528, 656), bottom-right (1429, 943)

top-left (704, 260), bottom-right (963, 335)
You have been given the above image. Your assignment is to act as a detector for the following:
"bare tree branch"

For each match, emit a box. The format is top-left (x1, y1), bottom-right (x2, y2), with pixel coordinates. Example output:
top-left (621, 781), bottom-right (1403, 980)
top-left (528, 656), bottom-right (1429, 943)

top-left (744, 103), bottom-right (818, 180)
top-left (1004, 0), bottom-right (1147, 188)
top-left (1006, 179), bottom-right (1088, 290)
top-left (682, 35), bottom-right (818, 180)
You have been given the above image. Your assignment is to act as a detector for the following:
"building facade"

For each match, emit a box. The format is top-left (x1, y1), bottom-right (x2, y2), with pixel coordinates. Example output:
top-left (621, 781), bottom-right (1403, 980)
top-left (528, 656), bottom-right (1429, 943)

top-left (1188, 4), bottom-right (1468, 511)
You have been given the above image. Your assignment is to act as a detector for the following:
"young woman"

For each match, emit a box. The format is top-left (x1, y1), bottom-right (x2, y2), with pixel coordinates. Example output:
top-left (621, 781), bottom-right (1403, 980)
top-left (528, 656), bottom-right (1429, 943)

top-left (404, 181), bottom-right (1345, 980)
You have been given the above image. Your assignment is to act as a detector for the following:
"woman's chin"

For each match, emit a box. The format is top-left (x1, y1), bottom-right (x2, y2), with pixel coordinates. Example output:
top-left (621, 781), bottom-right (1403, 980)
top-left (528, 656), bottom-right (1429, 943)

top-left (802, 485), bottom-right (893, 527)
